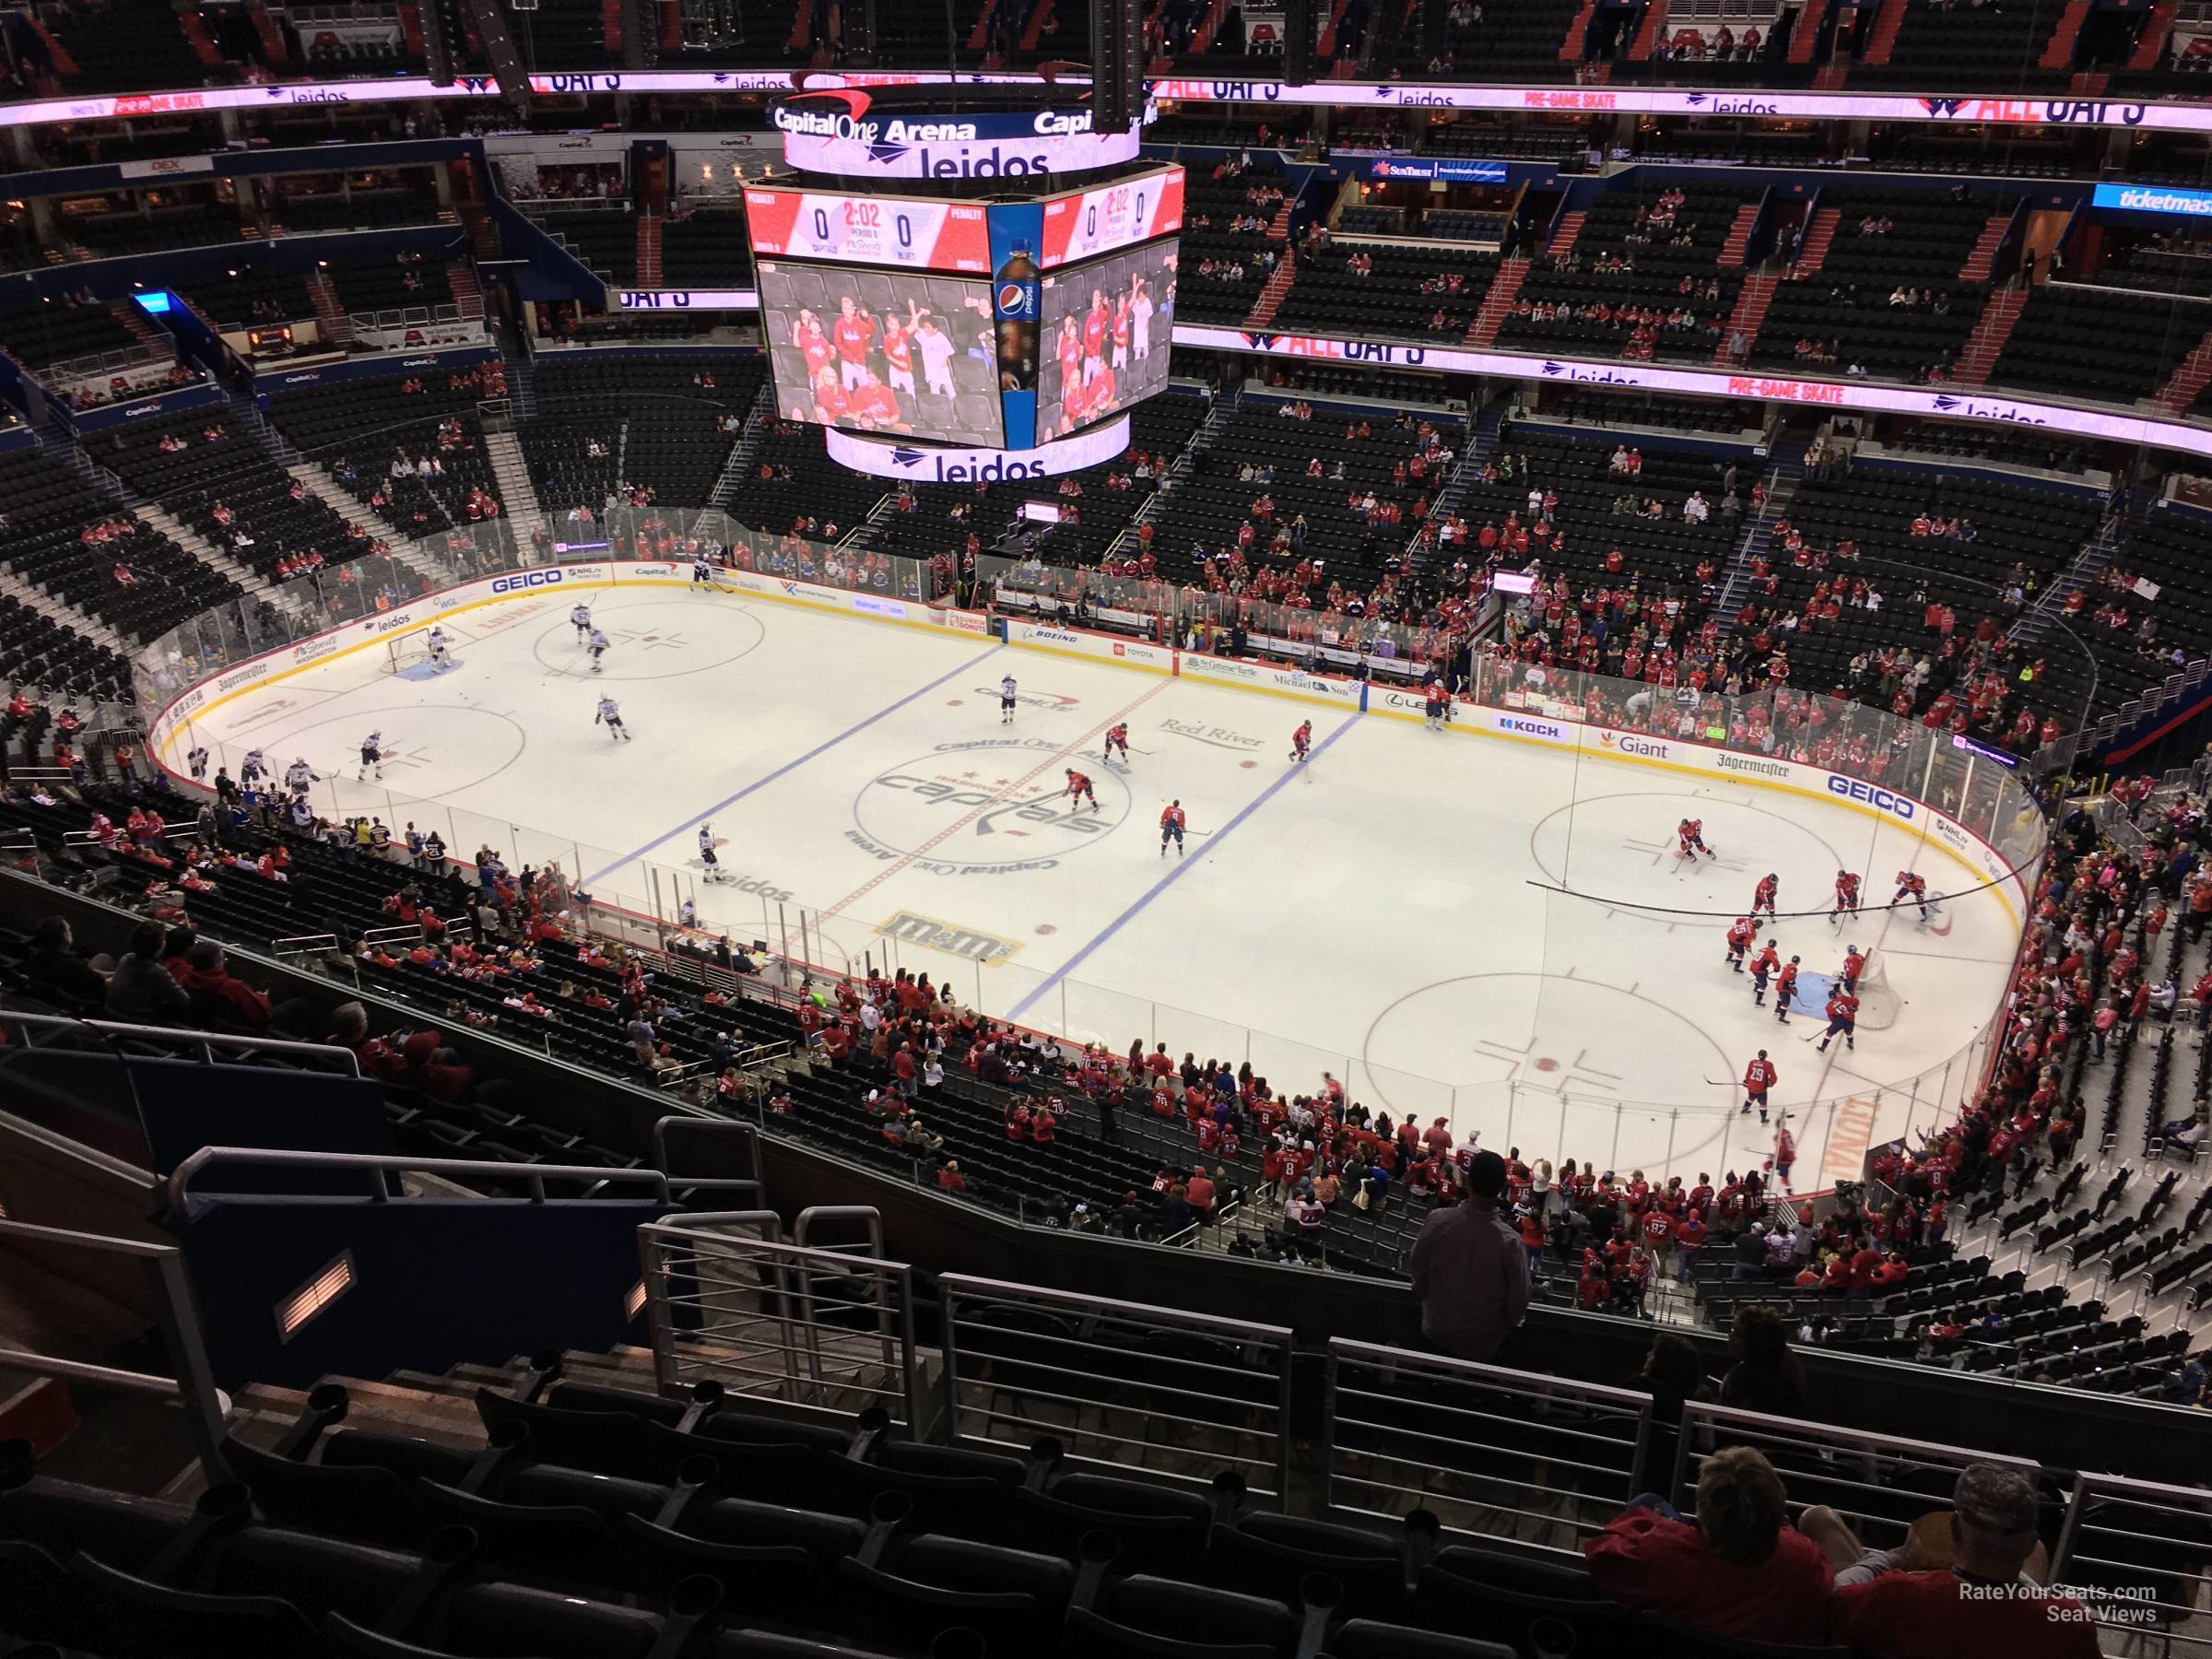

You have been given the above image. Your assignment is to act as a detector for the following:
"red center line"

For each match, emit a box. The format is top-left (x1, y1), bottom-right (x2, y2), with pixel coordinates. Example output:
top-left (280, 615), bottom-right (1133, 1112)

top-left (823, 677), bottom-right (1178, 919)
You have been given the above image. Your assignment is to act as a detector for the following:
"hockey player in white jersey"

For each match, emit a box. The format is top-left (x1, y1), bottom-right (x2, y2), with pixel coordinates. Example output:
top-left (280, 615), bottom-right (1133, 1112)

top-left (678, 895), bottom-right (699, 929)
top-left (699, 823), bottom-right (728, 883)
top-left (594, 696), bottom-right (631, 740)
top-left (1000, 674), bottom-right (1018, 724)
top-left (427, 626), bottom-right (452, 671)
top-left (587, 628), bottom-right (609, 674)
top-left (358, 731), bottom-right (384, 781)
top-left (186, 744), bottom-right (209, 782)
top-left (691, 553), bottom-right (715, 593)
top-left (571, 602), bottom-right (593, 641)
top-left (241, 748), bottom-right (268, 788)
top-left (285, 757), bottom-right (320, 795)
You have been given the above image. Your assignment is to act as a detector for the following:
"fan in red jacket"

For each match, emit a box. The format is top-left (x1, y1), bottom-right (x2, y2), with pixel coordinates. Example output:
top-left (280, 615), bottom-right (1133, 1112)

top-left (1583, 1448), bottom-right (1834, 1643)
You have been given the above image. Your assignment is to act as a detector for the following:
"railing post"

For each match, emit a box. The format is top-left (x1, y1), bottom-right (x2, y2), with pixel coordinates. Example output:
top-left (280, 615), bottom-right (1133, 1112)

top-left (638, 1229), bottom-right (679, 1394)
top-left (147, 1249), bottom-right (230, 1484)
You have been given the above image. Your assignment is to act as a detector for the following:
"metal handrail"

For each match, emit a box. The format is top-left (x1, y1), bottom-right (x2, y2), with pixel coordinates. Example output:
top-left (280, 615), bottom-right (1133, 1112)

top-left (1324, 1336), bottom-right (1653, 1554)
top-left (0, 1009), bottom-right (360, 1077)
top-left (2048, 1471), bottom-right (2212, 1647)
top-left (939, 1271), bottom-right (1296, 1503)
top-left (636, 1214), bottom-right (919, 1425)
top-left (1670, 1400), bottom-right (2041, 1540)
top-left (0, 1217), bottom-right (229, 1483)
top-left (164, 1146), bottom-right (685, 1212)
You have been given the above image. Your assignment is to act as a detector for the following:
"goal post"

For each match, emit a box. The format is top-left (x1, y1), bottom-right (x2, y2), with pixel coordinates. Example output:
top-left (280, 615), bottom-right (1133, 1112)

top-left (1852, 950), bottom-right (1901, 1030)
top-left (380, 623), bottom-right (470, 675)
top-left (381, 630), bottom-right (433, 675)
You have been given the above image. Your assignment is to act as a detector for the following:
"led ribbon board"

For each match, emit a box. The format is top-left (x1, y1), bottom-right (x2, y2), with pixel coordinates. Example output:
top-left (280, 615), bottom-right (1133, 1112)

top-left (2, 74), bottom-right (2206, 133)
top-left (772, 95), bottom-right (1149, 180)
top-left (1170, 324), bottom-right (2212, 461)
top-left (826, 415), bottom-right (1130, 480)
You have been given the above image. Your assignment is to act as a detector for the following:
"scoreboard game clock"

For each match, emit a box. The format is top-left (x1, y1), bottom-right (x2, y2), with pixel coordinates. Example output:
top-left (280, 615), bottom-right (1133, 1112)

top-left (744, 84), bottom-right (1182, 479)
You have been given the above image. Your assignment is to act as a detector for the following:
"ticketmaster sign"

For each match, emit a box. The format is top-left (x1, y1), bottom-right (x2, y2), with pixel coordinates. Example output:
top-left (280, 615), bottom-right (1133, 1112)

top-left (2093, 182), bottom-right (2212, 218)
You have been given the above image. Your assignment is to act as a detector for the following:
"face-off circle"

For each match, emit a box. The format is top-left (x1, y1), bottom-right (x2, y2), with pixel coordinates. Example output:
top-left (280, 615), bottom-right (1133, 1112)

top-left (852, 737), bottom-right (1132, 873)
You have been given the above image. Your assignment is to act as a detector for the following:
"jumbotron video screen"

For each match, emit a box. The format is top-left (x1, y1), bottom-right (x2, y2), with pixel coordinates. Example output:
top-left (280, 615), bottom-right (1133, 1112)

top-left (756, 259), bottom-right (1006, 447)
top-left (1036, 239), bottom-right (1177, 443)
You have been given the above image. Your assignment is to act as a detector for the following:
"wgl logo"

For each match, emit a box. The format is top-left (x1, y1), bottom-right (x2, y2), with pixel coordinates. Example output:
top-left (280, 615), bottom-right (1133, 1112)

top-left (1827, 775), bottom-right (1916, 819)
top-left (491, 570), bottom-right (565, 594)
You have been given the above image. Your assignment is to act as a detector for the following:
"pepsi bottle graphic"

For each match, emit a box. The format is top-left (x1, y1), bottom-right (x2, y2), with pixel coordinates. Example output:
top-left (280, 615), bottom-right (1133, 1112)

top-left (994, 241), bottom-right (1040, 393)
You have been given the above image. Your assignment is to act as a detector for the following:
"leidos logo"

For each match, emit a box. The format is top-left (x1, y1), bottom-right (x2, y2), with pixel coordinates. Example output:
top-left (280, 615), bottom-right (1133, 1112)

top-left (1827, 776), bottom-right (1916, 819)
top-left (851, 738), bottom-right (1126, 874)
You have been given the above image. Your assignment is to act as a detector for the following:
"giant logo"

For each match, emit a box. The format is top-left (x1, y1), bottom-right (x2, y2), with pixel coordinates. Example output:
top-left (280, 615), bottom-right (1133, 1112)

top-left (851, 738), bottom-right (1128, 875)
top-left (1598, 731), bottom-right (1668, 759)
top-left (1827, 775), bottom-right (1917, 820)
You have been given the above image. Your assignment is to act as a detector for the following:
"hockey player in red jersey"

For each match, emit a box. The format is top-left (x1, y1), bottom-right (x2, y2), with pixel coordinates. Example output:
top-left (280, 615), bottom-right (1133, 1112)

top-left (1752, 872), bottom-right (1779, 920)
top-left (1771, 1119), bottom-right (1796, 1188)
top-left (1893, 869), bottom-right (1930, 919)
top-left (1748, 940), bottom-right (1781, 1006)
top-left (1818, 986), bottom-right (1859, 1053)
top-left (1725, 915), bottom-right (1757, 971)
top-left (1159, 799), bottom-right (1186, 857)
top-left (1773, 956), bottom-right (1801, 1024)
top-left (1677, 818), bottom-right (1713, 861)
top-left (1841, 945), bottom-right (1866, 994)
top-left (1064, 769), bottom-right (1098, 812)
top-left (1102, 723), bottom-right (1130, 765)
top-left (1742, 1050), bottom-right (1777, 1123)
top-left (1831, 869), bottom-right (1861, 921)
top-left (1289, 720), bottom-right (1312, 762)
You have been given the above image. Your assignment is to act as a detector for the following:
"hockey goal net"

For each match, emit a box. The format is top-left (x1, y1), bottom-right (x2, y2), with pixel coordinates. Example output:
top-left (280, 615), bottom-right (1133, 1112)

top-left (381, 625), bottom-right (465, 674)
top-left (1852, 950), bottom-right (1901, 1030)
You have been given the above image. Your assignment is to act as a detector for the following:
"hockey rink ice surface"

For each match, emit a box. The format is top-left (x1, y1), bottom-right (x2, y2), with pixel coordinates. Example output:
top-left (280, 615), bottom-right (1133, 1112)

top-left (177, 586), bottom-right (2028, 1186)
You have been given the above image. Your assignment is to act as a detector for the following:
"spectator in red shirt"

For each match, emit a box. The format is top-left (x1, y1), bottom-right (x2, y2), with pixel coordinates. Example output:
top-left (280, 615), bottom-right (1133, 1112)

top-left (1584, 1446), bottom-right (1834, 1643)
top-left (935, 1159), bottom-right (965, 1194)
top-left (1805, 1465), bottom-right (2099, 1659)
top-left (1186, 1168), bottom-right (1217, 1221)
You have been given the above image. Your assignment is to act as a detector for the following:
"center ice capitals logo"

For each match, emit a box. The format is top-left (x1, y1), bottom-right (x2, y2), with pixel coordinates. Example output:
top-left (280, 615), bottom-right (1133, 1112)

top-left (849, 738), bottom-right (1130, 875)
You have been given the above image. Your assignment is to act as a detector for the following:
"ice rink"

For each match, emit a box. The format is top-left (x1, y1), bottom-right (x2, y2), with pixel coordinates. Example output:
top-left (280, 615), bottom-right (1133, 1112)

top-left (167, 585), bottom-right (2028, 1187)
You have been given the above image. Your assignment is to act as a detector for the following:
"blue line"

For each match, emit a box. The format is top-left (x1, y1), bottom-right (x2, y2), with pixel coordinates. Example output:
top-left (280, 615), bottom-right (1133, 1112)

top-left (1006, 709), bottom-right (1361, 1022)
top-left (582, 641), bottom-right (1003, 888)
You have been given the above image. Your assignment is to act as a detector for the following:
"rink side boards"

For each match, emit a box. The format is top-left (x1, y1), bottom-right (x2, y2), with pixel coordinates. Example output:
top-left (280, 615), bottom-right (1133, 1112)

top-left (996, 616), bottom-right (2030, 928)
top-left (145, 563), bottom-right (2030, 930)
top-left (145, 560), bottom-right (983, 765)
